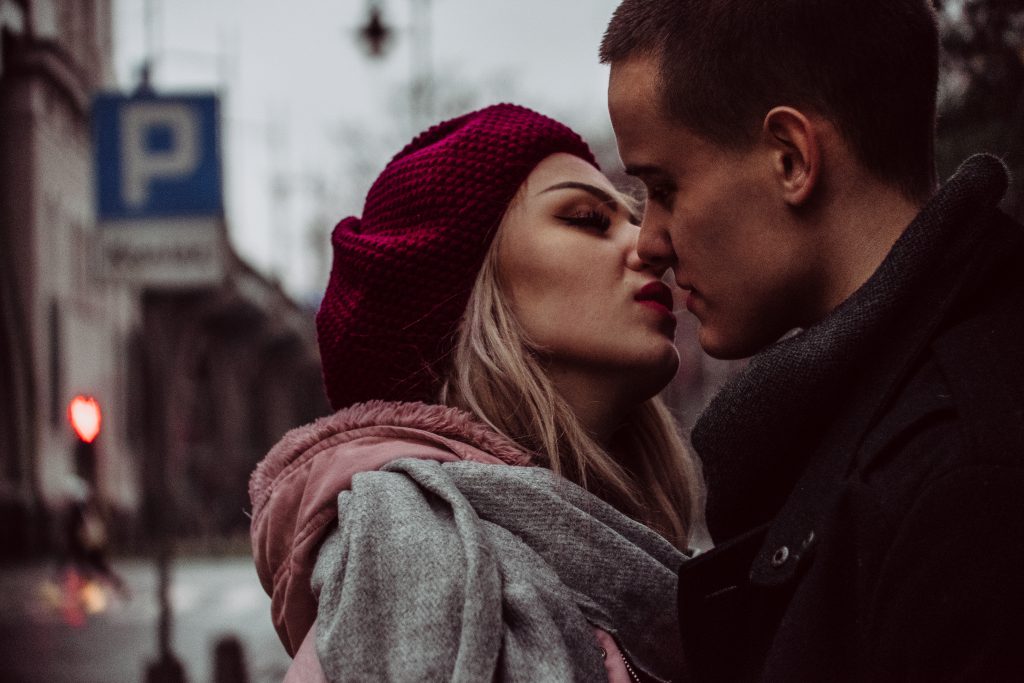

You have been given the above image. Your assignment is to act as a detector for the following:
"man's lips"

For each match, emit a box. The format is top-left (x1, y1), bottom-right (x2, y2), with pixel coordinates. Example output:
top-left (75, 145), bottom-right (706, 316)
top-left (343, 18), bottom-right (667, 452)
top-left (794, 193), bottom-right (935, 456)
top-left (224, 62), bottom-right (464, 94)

top-left (635, 281), bottom-right (675, 315)
top-left (679, 286), bottom-right (699, 313)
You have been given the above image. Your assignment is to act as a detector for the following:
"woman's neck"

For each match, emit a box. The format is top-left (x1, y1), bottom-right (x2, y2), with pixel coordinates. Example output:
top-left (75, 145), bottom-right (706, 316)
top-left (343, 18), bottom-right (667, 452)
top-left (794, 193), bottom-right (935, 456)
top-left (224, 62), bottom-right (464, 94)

top-left (547, 367), bottom-right (632, 448)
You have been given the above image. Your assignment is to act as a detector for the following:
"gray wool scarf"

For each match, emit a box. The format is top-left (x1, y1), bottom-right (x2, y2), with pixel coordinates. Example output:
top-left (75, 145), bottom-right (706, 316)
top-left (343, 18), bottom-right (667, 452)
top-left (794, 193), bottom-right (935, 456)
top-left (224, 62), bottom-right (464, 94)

top-left (692, 154), bottom-right (1010, 541)
top-left (311, 459), bottom-right (688, 682)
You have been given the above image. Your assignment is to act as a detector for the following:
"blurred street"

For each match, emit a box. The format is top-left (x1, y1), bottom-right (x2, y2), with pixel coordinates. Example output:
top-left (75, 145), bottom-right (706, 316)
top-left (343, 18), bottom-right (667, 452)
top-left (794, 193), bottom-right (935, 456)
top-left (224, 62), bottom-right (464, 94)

top-left (0, 555), bottom-right (290, 683)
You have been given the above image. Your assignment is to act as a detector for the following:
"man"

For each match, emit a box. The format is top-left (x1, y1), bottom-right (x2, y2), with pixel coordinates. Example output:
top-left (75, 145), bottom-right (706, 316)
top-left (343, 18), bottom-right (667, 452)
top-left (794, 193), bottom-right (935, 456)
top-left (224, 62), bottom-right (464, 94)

top-left (601, 1), bottom-right (1024, 680)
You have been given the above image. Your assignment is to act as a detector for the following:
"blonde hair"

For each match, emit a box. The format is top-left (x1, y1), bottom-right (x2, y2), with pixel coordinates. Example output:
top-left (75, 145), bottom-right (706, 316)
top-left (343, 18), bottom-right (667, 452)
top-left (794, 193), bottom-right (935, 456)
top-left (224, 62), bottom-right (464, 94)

top-left (440, 208), bottom-right (704, 548)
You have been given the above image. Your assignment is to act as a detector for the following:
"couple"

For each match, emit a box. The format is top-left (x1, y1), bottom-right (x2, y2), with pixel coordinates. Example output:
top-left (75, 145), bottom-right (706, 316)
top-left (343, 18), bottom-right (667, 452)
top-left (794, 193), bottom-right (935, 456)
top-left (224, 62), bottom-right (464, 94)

top-left (251, 1), bottom-right (1024, 681)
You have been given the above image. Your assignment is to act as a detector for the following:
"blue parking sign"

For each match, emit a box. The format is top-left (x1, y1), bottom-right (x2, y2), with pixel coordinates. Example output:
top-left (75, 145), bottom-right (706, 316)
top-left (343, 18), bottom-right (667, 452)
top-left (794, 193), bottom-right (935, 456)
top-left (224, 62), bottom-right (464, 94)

top-left (93, 93), bottom-right (222, 220)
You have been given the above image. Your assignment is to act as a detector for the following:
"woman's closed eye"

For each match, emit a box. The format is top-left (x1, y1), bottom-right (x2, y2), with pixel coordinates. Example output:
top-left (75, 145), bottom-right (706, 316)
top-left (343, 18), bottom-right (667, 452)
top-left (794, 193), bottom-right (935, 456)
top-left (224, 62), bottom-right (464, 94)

top-left (555, 208), bottom-right (612, 233)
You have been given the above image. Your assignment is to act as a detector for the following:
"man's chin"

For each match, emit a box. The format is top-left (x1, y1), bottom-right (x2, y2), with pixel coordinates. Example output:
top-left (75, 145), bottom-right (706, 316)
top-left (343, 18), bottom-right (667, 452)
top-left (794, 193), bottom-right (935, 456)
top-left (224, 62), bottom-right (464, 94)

top-left (697, 327), bottom-right (760, 361)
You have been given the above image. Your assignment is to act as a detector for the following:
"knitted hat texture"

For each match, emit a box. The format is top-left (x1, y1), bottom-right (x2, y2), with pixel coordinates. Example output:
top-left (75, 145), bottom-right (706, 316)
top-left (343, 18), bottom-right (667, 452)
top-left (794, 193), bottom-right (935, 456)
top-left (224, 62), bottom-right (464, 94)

top-left (317, 103), bottom-right (598, 410)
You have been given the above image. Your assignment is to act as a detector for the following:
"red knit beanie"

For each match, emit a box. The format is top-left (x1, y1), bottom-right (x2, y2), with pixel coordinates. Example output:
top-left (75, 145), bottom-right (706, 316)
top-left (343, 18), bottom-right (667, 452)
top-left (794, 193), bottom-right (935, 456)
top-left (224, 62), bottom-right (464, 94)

top-left (316, 103), bottom-right (598, 410)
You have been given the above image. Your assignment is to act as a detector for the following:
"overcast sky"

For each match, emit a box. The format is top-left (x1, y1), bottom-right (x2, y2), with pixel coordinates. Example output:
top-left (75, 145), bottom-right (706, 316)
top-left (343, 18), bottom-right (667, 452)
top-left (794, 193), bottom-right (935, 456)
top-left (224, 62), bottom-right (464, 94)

top-left (113, 0), bottom-right (626, 300)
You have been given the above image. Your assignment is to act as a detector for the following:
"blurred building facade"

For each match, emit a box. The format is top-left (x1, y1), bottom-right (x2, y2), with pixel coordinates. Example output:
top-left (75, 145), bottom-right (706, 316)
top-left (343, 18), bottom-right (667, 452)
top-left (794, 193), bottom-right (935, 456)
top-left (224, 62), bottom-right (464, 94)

top-left (0, 0), bottom-right (326, 559)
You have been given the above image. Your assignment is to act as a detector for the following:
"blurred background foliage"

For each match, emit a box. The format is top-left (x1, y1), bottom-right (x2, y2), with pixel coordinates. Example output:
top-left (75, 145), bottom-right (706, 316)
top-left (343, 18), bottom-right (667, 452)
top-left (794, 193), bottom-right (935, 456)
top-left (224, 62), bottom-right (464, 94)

top-left (935, 0), bottom-right (1024, 218)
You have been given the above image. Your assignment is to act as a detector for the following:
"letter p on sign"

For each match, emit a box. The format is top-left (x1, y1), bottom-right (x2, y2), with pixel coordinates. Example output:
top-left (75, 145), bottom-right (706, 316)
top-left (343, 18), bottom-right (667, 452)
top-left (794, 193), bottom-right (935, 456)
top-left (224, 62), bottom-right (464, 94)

top-left (93, 93), bottom-right (222, 220)
top-left (121, 102), bottom-right (199, 209)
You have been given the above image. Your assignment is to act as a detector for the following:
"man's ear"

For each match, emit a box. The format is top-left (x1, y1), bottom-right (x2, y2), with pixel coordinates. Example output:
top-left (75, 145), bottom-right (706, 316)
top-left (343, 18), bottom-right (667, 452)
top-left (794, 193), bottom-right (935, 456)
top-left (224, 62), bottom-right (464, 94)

top-left (762, 107), bottom-right (820, 207)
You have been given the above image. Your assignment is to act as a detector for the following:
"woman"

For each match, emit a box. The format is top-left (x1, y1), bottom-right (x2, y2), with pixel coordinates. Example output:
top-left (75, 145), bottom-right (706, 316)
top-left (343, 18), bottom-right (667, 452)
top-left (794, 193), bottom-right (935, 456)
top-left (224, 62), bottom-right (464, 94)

top-left (249, 104), bottom-right (703, 682)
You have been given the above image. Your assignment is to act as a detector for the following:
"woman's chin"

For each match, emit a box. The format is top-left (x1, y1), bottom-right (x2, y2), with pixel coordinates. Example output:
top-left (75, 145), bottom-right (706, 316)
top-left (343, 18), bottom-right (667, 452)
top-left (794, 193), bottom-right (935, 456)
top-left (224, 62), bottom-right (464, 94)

top-left (622, 348), bottom-right (681, 404)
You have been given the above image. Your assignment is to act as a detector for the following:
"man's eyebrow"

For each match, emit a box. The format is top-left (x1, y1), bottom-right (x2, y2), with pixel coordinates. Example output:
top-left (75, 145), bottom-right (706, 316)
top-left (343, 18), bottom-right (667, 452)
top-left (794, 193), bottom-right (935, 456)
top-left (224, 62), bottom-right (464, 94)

top-left (623, 164), bottom-right (664, 179)
top-left (539, 181), bottom-right (616, 206)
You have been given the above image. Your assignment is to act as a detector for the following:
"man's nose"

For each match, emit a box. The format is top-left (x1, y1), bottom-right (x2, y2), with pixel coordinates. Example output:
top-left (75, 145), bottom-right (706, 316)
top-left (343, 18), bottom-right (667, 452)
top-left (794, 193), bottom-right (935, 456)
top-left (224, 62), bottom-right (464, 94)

top-left (636, 215), bottom-right (675, 271)
top-left (626, 225), bottom-right (670, 278)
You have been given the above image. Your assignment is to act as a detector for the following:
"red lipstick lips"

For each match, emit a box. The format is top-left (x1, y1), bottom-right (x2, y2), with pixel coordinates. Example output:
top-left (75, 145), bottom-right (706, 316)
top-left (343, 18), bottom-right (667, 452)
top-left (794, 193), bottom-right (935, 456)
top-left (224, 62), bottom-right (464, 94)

top-left (635, 281), bottom-right (675, 315)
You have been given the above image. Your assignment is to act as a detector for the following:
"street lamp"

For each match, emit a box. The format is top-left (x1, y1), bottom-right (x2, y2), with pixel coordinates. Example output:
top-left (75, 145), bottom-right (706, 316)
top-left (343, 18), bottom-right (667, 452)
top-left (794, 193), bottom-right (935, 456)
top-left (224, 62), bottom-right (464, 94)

top-left (355, 0), bottom-right (434, 126)
top-left (358, 3), bottom-right (393, 58)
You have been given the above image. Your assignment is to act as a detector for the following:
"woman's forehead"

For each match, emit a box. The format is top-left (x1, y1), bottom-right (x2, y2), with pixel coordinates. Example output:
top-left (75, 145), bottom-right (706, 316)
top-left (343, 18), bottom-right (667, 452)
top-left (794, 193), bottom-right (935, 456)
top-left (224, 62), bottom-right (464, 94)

top-left (525, 153), bottom-right (610, 194)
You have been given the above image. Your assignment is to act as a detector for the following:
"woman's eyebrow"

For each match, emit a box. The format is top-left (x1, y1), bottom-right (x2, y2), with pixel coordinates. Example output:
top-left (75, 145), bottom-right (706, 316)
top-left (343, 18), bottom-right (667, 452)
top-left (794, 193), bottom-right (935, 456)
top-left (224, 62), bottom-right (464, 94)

top-left (539, 181), bottom-right (616, 206)
top-left (540, 181), bottom-right (640, 223)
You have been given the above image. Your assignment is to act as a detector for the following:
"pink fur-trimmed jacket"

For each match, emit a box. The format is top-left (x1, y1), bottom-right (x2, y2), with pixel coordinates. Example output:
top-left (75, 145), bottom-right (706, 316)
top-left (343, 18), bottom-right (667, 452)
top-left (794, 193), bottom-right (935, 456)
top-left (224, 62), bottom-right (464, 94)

top-left (249, 400), bottom-right (636, 682)
top-left (249, 400), bottom-right (532, 656)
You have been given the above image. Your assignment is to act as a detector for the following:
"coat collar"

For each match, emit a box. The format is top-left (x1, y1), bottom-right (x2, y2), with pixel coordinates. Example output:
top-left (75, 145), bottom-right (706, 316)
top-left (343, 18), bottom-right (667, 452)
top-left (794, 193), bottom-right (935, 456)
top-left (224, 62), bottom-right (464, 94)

top-left (249, 399), bottom-right (532, 522)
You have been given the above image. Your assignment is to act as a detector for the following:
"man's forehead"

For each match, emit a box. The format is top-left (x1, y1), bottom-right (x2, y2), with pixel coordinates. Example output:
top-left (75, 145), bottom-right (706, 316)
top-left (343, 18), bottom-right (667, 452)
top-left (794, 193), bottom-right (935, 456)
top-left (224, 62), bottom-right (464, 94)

top-left (609, 56), bottom-right (661, 103)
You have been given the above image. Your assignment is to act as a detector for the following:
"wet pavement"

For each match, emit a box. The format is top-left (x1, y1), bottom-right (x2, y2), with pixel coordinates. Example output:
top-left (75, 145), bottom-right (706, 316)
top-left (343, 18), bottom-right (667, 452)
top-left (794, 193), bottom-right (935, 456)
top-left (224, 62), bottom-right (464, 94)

top-left (0, 555), bottom-right (291, 683)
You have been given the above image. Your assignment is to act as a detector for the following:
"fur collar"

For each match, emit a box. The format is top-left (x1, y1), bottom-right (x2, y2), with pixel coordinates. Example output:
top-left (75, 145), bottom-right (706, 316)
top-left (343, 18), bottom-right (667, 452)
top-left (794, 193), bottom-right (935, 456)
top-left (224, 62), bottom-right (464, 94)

top-left (249, 400), bottom-right (533, 519)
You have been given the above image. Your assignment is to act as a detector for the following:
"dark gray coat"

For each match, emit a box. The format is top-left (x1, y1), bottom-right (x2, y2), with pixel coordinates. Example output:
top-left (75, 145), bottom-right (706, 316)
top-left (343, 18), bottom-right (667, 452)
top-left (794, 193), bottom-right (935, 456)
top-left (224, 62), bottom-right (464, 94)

top-left (680, 155), bottom-right (1024, 682)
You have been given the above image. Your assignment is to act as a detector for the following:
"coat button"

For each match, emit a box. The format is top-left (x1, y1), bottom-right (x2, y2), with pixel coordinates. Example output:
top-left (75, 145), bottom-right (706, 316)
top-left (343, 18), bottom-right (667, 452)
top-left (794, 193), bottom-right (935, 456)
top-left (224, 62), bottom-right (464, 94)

top-left (770, 546), bottom-right (790, 567)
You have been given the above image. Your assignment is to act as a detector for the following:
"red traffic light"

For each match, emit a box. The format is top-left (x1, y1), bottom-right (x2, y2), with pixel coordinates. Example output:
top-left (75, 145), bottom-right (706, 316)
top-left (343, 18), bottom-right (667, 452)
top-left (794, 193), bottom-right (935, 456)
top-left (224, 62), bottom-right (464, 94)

top-left (68, 395), bottom-right (102, 443)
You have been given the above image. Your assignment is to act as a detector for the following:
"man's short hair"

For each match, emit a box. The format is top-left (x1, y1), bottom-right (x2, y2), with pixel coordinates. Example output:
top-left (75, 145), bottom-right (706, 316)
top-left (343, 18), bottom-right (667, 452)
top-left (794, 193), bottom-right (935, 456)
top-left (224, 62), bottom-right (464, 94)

top-left (600, 0), bottom-right (940, 201)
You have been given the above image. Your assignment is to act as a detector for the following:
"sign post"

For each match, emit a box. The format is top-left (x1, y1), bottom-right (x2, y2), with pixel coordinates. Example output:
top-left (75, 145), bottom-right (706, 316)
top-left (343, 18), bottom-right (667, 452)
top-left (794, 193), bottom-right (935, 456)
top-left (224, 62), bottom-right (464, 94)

top-left (92, 91), bottom-right (225, 683)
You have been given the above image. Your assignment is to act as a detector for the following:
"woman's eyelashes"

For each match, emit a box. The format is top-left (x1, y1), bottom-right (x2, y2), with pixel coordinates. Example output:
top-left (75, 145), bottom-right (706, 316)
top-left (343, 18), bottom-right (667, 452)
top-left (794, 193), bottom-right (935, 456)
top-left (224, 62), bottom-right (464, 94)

top-left (554, 208), bottom-right (612, 233)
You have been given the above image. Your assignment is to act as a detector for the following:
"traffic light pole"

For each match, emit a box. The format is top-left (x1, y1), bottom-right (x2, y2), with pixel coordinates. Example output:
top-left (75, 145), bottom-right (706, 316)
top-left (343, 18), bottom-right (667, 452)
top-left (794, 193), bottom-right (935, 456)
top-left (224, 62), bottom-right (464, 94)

top-left (150, 537), bottom-right (183, 683)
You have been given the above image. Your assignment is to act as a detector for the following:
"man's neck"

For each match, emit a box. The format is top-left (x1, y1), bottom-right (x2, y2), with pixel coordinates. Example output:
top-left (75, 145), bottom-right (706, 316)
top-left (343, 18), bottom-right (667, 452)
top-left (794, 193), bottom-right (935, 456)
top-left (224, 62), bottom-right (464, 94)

top-left (815, 174), bottom-right (927, 316)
